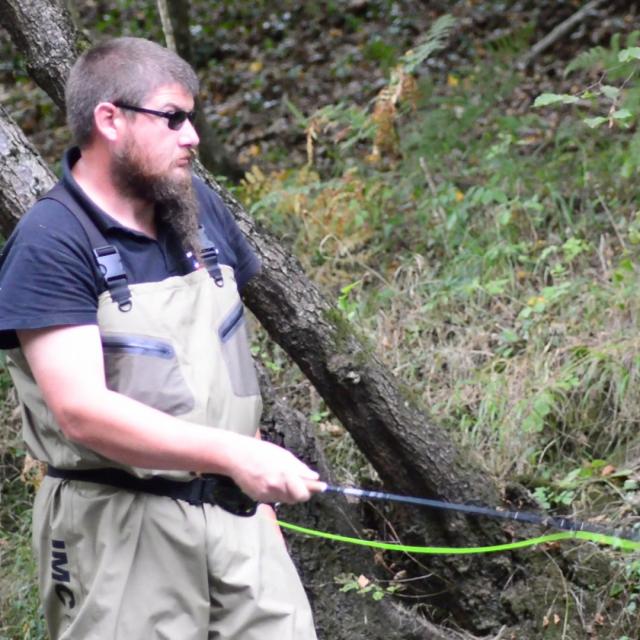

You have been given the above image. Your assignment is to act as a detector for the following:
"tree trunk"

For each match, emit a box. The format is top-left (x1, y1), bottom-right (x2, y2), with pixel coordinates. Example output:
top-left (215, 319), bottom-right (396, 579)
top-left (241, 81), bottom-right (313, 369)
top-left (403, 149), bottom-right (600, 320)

top-left (0, 105), bottom-right (56, 238)
top-left (259, 366), bottom-right (479, 640)
top-left (0, 0), bottom-right (552, 633)
top-left (0, 0), bottom-right (87, 110)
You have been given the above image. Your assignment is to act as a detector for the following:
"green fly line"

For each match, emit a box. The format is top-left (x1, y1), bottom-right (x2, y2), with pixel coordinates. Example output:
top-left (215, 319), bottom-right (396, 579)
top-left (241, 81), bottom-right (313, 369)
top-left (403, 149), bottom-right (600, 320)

top-left (275, 484), bottom-right (640, 554)
top-left (276, 520), bottom-right (640, 554)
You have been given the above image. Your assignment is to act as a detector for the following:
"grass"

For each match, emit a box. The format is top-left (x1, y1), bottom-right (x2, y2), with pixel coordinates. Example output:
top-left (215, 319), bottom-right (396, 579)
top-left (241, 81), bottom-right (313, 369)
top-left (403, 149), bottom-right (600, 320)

top-left (0, 369), bottom-right (45, 640)
top-left (237, 50), bottom-right (640, 638)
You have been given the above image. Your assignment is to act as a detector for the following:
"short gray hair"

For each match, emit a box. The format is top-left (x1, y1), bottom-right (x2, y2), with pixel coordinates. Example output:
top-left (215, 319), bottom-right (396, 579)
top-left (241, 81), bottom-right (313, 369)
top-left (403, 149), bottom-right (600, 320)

top-left (65, 37), bottom-right (199, 148)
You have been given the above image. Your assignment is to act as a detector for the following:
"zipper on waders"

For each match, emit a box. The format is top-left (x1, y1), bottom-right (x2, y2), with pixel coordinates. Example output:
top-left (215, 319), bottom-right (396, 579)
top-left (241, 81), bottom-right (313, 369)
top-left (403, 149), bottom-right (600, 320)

top-left (101, 336), bottom-right (175, 358)
top-left (219, 304), bottom-right (245, 342)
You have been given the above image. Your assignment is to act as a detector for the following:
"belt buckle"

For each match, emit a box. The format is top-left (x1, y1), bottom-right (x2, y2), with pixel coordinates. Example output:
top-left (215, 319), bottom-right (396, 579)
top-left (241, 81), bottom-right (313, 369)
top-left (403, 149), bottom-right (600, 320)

top-left (209, 476), bottom-right (258, 517)
top-left (200, 476), bottom-right (219, 505)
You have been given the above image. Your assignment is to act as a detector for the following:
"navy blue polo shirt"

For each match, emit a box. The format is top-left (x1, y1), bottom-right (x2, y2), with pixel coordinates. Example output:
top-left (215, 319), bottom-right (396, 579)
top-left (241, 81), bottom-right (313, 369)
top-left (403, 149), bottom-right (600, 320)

top-left (0, 148), bottom-right (260, 349)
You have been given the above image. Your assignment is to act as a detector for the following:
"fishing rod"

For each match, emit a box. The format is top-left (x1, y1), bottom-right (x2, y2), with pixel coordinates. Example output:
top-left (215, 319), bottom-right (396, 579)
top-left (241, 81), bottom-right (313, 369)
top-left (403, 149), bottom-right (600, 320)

top-left (273, 482), bottom-right (640, 554)
top-left (320, 483), bottom-right (631, 538)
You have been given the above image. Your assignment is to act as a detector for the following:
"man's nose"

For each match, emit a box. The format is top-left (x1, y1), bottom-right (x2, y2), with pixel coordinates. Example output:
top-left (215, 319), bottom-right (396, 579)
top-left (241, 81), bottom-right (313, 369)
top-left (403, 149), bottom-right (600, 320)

top-left (179, 118), bottom-right (200, 147)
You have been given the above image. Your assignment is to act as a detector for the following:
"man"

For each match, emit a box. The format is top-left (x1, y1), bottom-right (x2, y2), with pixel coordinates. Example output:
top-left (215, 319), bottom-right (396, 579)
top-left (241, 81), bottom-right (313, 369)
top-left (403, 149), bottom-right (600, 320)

top-left (0, 37), bottom-right (321, 639)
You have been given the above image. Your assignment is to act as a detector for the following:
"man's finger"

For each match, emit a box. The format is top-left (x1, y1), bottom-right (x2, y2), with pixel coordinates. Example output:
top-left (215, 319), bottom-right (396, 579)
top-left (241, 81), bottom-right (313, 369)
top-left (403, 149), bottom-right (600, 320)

top-left (305, 479), bottom-right (327, 494)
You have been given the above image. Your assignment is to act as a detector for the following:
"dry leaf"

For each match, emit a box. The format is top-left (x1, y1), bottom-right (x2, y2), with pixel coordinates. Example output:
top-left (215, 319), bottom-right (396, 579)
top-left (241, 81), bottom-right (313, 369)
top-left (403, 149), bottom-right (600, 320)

top-left (357, 575), bottom-right (370, 589)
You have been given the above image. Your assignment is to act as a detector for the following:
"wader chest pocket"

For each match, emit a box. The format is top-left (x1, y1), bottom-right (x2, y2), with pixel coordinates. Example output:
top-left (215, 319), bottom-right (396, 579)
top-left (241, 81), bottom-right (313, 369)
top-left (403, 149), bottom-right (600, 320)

top-left (218, 304), bottom-right (260, 397)
top-left (101, 335), bottom-right (195, 415)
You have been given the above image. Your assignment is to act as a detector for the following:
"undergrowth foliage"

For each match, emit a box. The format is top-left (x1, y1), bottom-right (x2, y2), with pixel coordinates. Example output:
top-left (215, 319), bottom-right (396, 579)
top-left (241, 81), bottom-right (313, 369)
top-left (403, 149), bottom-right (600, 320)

top-left (0, 367), bottom-right (45, 638)
top-left (239, 20), bottom-right (640, 639)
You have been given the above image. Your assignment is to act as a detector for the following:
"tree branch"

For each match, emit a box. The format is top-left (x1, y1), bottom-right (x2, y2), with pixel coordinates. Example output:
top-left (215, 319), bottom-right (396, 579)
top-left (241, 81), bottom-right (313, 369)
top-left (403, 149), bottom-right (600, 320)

top-left (518, 0), bottom-right (608, 68)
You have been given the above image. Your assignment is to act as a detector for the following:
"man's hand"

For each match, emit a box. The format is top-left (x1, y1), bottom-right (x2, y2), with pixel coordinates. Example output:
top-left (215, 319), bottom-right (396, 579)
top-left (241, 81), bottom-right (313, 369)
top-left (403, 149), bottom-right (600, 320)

top-left (227, 435), bottom-right (324, 504)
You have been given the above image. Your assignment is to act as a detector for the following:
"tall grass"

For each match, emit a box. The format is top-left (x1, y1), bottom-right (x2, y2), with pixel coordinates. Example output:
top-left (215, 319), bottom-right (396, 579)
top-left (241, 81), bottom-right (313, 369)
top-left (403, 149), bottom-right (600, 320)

top-left (238, 54), bottom-right (640, 636)
top-left (0, 371), bottom-right (45, 640)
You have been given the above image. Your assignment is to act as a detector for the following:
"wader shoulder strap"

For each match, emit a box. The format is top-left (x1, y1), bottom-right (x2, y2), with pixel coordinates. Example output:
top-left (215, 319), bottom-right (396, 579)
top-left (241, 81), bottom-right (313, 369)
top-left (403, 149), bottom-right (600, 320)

top-left (40, 184), bottom-right (133, 312)
top-left (198, 225), bottom-right (224, 287)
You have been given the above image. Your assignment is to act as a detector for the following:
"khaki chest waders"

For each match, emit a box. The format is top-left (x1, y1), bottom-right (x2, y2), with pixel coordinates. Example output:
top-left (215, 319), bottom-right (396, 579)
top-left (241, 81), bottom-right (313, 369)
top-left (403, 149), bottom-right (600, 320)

top-left (9, 264), bottom-right (316, 640)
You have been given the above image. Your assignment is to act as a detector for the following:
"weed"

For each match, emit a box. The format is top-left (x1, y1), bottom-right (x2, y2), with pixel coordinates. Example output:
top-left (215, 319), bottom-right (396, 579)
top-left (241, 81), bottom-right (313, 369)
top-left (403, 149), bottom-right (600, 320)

top-left (0, 370), bottom-right (45, 639)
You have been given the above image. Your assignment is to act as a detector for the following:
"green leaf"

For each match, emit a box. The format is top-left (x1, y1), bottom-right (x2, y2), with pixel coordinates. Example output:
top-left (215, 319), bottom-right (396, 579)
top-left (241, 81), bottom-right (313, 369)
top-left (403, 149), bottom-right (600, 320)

top-left (612, 109), bottom-right (633, 120)
top-left (400, 14), bottom-right (456, 74)
top-left (483, 278), bottom-right (509, 295)
top-left (522, 412), bottom-right (544, 433)
top-left (556, 489), bottom-right (575, 506)
top-left (618, 257), bottom-right (635, 271)
top-left (600, 85), bottom-right (621, 100)
top-left (533, 487), bottom-right (551, 509)
top-left (283, 96), bottom-right (307, 127)
top-left (533, 393), bottom-right (553, 417)
top-left (583, 116), bottom-right (608, 128)
top-left (618, 47), bottom-right (640, 62)
top-left (560, 468), bottom-right (582, 486)
top-left (340, 583), bottom-right (359, 593)
top-left (533, 93), bottom-right (579, 107)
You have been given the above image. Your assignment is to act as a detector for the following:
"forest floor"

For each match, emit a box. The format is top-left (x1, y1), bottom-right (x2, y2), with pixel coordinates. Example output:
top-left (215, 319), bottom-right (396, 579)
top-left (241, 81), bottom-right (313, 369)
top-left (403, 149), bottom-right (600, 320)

top-left (1, 1), bottom-right (636, 173)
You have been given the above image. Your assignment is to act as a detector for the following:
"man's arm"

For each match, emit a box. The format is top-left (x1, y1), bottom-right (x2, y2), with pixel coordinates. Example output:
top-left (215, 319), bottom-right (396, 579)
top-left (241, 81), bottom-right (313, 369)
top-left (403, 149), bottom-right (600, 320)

top-left (18, 324), bottom-right (322, 504)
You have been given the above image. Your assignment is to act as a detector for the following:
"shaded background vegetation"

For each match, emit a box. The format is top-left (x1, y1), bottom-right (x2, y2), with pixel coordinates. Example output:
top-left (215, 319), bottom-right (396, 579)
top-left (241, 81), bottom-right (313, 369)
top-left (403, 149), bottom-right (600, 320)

top-left (2, 1), bottom-right (640, 638)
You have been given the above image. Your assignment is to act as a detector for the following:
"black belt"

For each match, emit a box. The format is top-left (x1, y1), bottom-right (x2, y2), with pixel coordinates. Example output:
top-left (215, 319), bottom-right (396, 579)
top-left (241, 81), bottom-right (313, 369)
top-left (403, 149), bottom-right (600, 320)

top-left (47, 466), bottom-right (257, 517)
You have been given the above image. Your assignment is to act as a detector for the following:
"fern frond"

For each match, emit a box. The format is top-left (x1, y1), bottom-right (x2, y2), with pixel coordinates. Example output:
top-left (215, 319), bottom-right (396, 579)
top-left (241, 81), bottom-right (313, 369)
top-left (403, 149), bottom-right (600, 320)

top-left (401, 14), bottom-right (455, 74)
top-left (564, 46), bottom-right (610, 76)
top-left (564, 31), bottom-right (640, 77)
top-left (486, 24), bottom-right (535, 56)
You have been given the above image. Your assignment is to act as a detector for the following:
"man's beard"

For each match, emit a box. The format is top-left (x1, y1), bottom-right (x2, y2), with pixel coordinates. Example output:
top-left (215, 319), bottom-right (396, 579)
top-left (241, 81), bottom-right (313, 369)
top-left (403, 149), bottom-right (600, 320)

top-left (111, 140), bottom-right (201, 256)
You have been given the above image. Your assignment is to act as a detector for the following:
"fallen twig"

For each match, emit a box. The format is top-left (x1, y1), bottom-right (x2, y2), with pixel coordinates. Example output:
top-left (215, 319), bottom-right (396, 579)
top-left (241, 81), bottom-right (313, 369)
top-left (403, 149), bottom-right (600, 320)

top-left (518, 0), bottom-right (607, 69)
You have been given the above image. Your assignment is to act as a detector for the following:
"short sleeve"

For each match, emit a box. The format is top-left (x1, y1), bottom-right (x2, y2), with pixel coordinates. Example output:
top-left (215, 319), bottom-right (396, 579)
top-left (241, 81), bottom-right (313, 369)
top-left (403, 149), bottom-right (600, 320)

top-left (0, 201), bottom-right (100, 349)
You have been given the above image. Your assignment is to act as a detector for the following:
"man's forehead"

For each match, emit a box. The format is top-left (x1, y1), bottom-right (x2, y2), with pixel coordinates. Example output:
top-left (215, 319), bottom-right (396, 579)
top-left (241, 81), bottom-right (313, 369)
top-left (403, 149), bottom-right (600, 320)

top-left (143, 83), bottom-right (195, 107)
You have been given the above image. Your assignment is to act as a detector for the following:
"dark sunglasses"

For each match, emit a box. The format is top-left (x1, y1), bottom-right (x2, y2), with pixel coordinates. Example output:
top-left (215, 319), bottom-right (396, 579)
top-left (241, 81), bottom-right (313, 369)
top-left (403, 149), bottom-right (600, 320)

top-left (114, 102), bottom-right (197, 130)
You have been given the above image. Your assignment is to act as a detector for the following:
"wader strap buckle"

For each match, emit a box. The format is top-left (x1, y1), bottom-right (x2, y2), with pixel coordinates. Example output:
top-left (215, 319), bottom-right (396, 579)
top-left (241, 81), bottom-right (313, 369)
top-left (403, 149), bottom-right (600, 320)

top-left (197, 226), bottom-right (224, 287)
top-left (93, 246), bottom-right (133, 312)
top-left (187, 475), bottom-right (218, 505)
top-left (39, 184), bottom-right (133, 313)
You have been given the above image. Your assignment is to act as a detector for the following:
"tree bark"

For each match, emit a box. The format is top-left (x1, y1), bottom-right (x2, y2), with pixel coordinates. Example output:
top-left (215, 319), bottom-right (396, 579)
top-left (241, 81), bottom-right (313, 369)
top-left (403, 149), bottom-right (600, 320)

top-left (0, 105), bottom-right (56, 238)
top-left (0, 0), bottom-right (548, 633)
top-left (0, 0), bottom-right (88, 110)
top-left (259, 365), bottom-right (480, 640)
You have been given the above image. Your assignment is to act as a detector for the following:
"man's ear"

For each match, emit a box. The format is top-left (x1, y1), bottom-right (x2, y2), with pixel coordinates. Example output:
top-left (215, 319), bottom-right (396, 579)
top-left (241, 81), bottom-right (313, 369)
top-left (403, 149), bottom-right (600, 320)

top-left (93, 102), bottom-right (123, 142)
